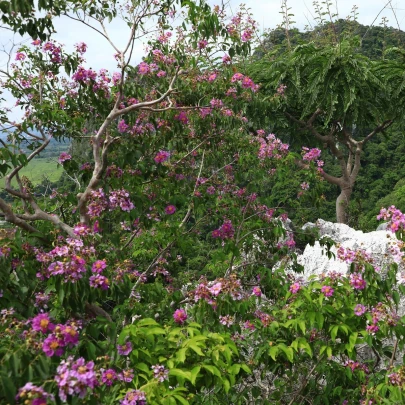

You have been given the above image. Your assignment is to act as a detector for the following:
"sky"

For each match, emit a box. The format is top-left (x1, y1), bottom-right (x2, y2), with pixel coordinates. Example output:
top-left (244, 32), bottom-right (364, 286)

top-left (1, 0), bottom-right (405, 118)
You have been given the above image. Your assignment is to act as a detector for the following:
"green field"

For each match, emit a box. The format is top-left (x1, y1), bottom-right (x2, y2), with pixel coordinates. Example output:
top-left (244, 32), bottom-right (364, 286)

top-left (8, 158), bottom-right (63, 186)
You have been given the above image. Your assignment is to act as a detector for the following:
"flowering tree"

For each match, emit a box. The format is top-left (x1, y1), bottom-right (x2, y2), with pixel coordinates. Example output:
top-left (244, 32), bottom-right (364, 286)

top-left (1, 1), bottom-right (405, 405)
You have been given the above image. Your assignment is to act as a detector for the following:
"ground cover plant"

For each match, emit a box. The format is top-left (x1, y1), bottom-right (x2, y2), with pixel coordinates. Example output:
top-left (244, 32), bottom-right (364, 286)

top-left (2, 1), bottom-right (405, 404)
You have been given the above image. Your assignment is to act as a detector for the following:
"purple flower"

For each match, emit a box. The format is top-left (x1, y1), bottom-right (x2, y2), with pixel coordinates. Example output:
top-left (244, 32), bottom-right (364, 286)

top-left (43, 335), bottom-right (65, 357)
top-left (55, 357), bottom-right (98, 402)
top-left (32, 313), bottom-right (55, 333)
top-left (154, 150), bottom-right (170, 164)
top-left (118, 369), bottom-right (134, 383)
top-left (58, 152), bottom-right (72, 164)
top-left (350, 273), bottom-right (366, 290)
top-left (15, 52), bottom-right (26, 61)
top-left (354, 304), bottom-right (366, 316)
top-left (289, 283), bottom-right (300, 294)
top-left (118, 119), bottom-right (129, 133)
top-left (321, 285), bottom-right (334, 297)
top-left (151, 364), bottom-right (169, 382)
top-left (89, 274), bottom-right (110, 290)
top-left (101, 369), bottom-right (117, 386)
top-left (16, 383), bottom-right (54, 404)
top-left (120, 389), bottom-right (147, 405)
top-left (209, 282), bottom-right (222, 296)
top-left (173, 308), bottom-right (187, 324)
top-left (92, 260), bottom-right (107, 273)
top-left (117, 341), bottom-right (133, 356)
top-left (252, 286), bottom-right (262, 297)
top-left (165, 205), bottom-right (176, 215)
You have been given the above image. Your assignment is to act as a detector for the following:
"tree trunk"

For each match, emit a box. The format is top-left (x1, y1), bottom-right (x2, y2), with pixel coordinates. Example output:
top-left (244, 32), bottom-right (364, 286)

top-left (336, 186), bottom-right (352, 224)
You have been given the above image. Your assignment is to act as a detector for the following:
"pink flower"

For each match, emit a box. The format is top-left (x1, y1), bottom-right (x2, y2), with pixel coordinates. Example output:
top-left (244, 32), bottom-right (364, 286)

top-left (101, 369), bottom-right (117, 386)
top-left (289, 283), bottom-right (300, 294)
top-left (89, 274), bottom-right (110, 290)
top-left (321, 285), bottom-right (334, 297)
top-left (151, 365), bottom-right (169, 382)
top-left (154, 150), bottom-right (170, 164)
top-left (165, 205), bottom-right (176, 215)
top-left (252, 286), bottom-right (262, 297)
top-left (58, 152), bottom-right (72, 164)
top-left (117, 119), bottom-right (129, 133)
top-left (92, 260), bottom-right (107, 273)
top-left (354, 304), bottom-right (366, 316)
top-left (209, 282), bottom-right (222, 296)
top-left (117, 341), bottom-right (133, 355)
top-left (118, 369), bottom-right (134, 383)
top-left (198, 39), bottom-right (208, 49)
top-left (32, 39), bottom-right (41, 46)
top-left (350, 273), bottom-right (366, 290)
top-left (15, 52), bottom-right (26, 61)
top-left (173, 308), bottom-right (187, 324)
top-left (300, 182), bottom-right (310, 190)
top-left (157, 70), bottom-right (166, 78)
top-left (74, 42), bottom-right (87, 54)
top-left (32, 313), bottom-right (55, 333)
top-left (43, 335), bottom-right (65, 357)
top-left (138, 62), bottom-right (149, 75)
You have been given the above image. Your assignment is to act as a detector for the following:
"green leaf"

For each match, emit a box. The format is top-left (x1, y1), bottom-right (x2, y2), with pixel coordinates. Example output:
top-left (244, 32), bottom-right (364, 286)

top-left (202, 364), bottom-right (221, 377)
top-left (169, 368), bottom-right (193, 383)
top-left (228, 364), bottom-right (240, 375)
top-left (330, 325), bottom-right (339, 341)
top-left (190, 366), bottom-right (201, 385)
top-left (137, 318), bottom-right (159, 327)
top-left (269, 345), bottom-right (279, 361)
top-left (176, 348), bottom-right (187, 363)
top-left (173, 395), bottom-right (189, 405)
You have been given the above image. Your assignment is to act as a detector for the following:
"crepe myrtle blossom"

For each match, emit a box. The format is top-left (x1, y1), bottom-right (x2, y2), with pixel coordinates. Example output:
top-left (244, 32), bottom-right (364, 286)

top-left (252, 286), bottom-right (262, 297)
top-left (32, 312), bottom-right (55, 333)
top-left (55, 357), bottom-right (98, 402)
top-left (173, 308), bottom-right (187, 324)
top-left (92, 260), bottom-right (107, 273)
top-left (151, 364), bottom-right (169, 382)
top-left (289, 282), bottom-right (301, 294)
top-left (117, 340), bottom-right (133, 356)
top-left (354, 304), bottom-right (367, 316)
top-left (58, 152), bottom-right (72, 164)
top-left (377, 206), bottom-right (405, 232)
top-left (101, 369), bottom-right (118, 386)
top-left (15, 52), bottom-right (26, 61)
top-left (154, 150), bottom-right (170, 164)
top-left (219, 315), bottom-right (235, 327)
top-left (16, 383), bottom-right (54, 404)
top-left (120, 389), bottom-right (147, 405)
top-left (89, 274), bottom-right (110, 290)
top-left (321, 285), bottom-right (334, 297)
top-left (118, 369), bottom-right (134, 383)
top-left (165, 205), bottom-right (176, 215)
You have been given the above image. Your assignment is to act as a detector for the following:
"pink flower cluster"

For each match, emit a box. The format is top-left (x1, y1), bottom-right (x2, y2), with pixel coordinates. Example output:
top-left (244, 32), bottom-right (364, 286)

top-left (87, 188), bottom-right (134, 217)
top-left (377, 206), bottom-right (405, 232)
top-left (230, 73), bottom-right (259, 92)
top-left (58, 152), bottom-right (72, 164)
top-left (120, 390), bottom-right (147, 405)
top-left (192, 275), bottom-right (243, 303)
top-left (30, 313), bottom-right (80, 357)
top-left (154, 150), bottom-right (170, 164)
top-left (302, 147), bottom-right (321, 162)
top-left (211, 220), bottom-right (235, 239)
top-left (219, 315), bottom-right (235, 327)
top-left (344, 360), bottom-right (369, 374)
top-left (257, 133), bottom-right (289, 160)
top-left (16, 383), bottom-right (54, 404)
top-left (55, 356), bottom-right (98, 401)
top-left (151, 364), bottom-right (169, 382)
top-left (36, 238), bottom-right (94, 282)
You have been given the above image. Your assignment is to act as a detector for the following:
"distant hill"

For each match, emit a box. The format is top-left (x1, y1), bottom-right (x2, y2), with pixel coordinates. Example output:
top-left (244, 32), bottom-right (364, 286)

top-left (259, 19), bottom-right (405, 59)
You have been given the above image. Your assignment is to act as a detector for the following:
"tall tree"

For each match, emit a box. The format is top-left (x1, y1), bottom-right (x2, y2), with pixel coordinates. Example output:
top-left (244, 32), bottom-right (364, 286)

top-left (250, 38), bottom-right (401, 223)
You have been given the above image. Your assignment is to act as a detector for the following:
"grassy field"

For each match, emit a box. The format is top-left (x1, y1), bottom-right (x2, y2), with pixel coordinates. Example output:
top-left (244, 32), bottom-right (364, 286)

top-left (8, 158), bottom-right (63, 186)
